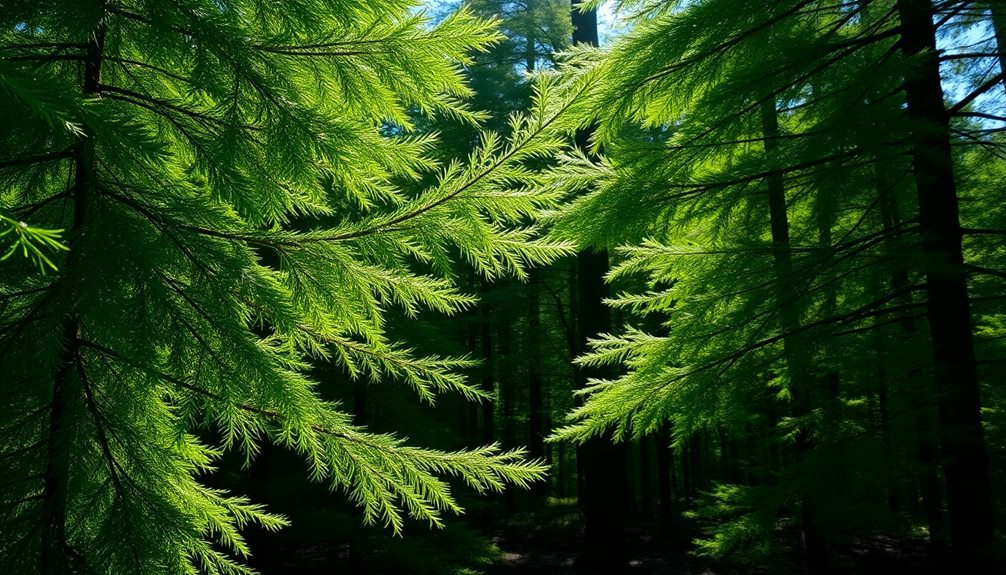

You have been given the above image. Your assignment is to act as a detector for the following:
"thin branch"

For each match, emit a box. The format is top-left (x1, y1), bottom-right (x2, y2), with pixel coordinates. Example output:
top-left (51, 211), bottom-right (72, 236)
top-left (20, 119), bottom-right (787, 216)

top-left (0, 149), bottom-right (75, 170)
top-left (947, 72), bottom-right (1006, 115)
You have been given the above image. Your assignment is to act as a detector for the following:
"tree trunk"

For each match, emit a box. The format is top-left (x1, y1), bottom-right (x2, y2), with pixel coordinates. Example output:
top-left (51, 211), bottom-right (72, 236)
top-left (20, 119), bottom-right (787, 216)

top-left (523, 13), bottom-right (545, 484)
top-left (760, 98), bottom-right (828, 574)
top-left (571, 3), bottom-right (626, 568)
top-left (876, 354), bottom-right (903, 514)
top-left (876, 153), bottom-right (947, 553)
top-left (575, 246), bottom-right (626, 568)
top-left (40, 13), bottom-right (106, 573)
top-left (464, 278), bottom-right (481, 439)
top-left (528, 272), bottom-right (546, 465)
top-left (681, 437), bottom-right (693, 502)
top-left (499, 297), bottom-right (517, 510)
top-left (500, 301), bottom-right (515, 450)
top-left (689, 432), bottom-right (704, 496)
top-left (639, 435), bottom-right (653, 513)
top-left (896, 0), bottom-right (995, 566)
top-left (481, 299), bottom-right (495, 446)
top-left (657, 421), bottom-right (673, 527)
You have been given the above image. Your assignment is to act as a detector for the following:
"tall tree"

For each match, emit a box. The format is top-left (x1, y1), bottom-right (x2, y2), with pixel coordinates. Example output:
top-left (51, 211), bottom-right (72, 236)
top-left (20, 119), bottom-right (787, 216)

top-left (896, 0), bottom-right (994, 563)
top-left (546, 0), bottom-right (1003, 568)
top-left (569, 0), bottom-right (627, 568)
top-left (423, 0), bottom-right (573, 503)
top-left (0, 2), bottom-right (576, 572)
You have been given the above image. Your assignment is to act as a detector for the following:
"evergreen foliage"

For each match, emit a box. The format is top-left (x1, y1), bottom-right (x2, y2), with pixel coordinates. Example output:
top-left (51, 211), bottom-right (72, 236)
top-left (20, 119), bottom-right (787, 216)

top-left (0, 213), bottom-right (67, 272)
top-left (546, 0), bottom-right (1005, 568)
top-left (3, 0), bottom-right (1005, 572)
top-left (0, 1), bottom-right (576, 572)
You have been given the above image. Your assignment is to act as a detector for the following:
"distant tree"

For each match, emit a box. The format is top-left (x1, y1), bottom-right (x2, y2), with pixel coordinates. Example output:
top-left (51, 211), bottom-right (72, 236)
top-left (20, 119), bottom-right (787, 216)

top-left (419, 0), bottom-right (574, 499)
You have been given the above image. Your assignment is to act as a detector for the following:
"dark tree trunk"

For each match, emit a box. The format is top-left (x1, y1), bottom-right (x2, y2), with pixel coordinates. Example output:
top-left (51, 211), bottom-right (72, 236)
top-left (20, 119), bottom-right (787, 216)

top-left (681, 438), bottom-right (693, 502)
top-left (524, 12), bottom-right (545, 492)
top-left (639, 435), bottom-right (653, 512)
top-left (40, 13), bottom-right (106, 574)
top-left (876, 153), bottom-right (948, 553)
top-left (575, 246), bottom-right (626, 568)
top-left (500, 298), bottom-right (517, 510)
top-left (500, 302), bottom-right (515, 450)
top-left (657, 421), bottom-right (673, 527)
top-left (528, 272), bottom-right (546, 465)
top-left (688, 432), bottom-right (704, 496)
top-left (478, 296), bottom-right (495, 527)
top-left (760, 98), bottom-right (828, 574)
top-left (570, 3), bottom-right (626, 569)
top-left (481, 299), bottom-right (495, 446)
top-left (557, 442), bottom-right (567, 499)
top-left (464, 280), bottom-right (481, 439)
top-left (876, 357), bottom-right (903, 514)
top-left (717, 427), bottom-right (731, 482)
top-left (896, 0), bottom-right (995, 566)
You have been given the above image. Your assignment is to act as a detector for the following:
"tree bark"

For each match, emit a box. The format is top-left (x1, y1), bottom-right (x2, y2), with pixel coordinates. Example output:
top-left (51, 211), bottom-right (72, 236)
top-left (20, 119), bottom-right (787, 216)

top-left (575, 246), bottom-right (626, 567)
top-left (527, 272), bottom-right (547, 498)
top-left (499, 296), bottom-right (517, 510)
top-left (40, 11), bottom-right (105, 573)
top-left (570, 2), bottom-right (626, 568)
top-left (639, 435), bottom-right (653, 512)
top-left (760, 98), bottom-right (828, 574)
top-left (876, 154), bottom-right (947, 553)
top-left (896, 0), bottom-right (995, 566)
top-left (481, 299), bottom-right (495, 446)
top-left (657, 421), bottom-right (673, 527)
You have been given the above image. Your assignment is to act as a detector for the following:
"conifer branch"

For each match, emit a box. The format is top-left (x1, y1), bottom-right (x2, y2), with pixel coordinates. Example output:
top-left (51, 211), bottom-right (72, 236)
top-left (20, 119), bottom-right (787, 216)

top-left (0, 149), bottom-right (74, 170)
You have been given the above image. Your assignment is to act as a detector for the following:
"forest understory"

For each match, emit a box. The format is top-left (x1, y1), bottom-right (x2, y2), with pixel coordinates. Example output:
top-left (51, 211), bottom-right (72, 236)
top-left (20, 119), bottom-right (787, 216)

top-left (253, 501), bottom-right (938, 575)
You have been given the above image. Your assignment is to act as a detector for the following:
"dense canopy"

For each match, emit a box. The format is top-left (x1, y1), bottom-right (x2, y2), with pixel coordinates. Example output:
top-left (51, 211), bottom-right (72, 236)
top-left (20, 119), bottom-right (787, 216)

top-left (1, 1), bottom-right (1004, 574)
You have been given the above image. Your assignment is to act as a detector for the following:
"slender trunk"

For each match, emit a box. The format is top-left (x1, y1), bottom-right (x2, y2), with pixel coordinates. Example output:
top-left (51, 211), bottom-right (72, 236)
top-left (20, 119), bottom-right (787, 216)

top-left (657, 421), bottom-right (673, 527)
top-left (639, 435), bottom-right (653, 513)
top-left (478, 296), bottom-right (495, 527)
top-left (876, 155), bottom-right (947, 552)
top-left (744, 422), bottom-right (756, 485)
top-left (575, 247), bottom-right (626, 566)
top-left (500, 302), bottom-right (515, 450)
top-left (522, 29), bottom-right (544, 485)
top-left (876, 349), bottom-right (903, 513)
top-left (465, 278), bottom-right (481, 439)
top-left (40, 14), bottom-right (105, 574)
top-left (717, 427), bottom-right (732, 482)
top-left (481, 299), bottom-right (495, 446)
top-left (571, 2), bottom-right (625, 567)
top-left (760, 98), bottom-right (828, 573)
top-left (528, 272), bottom-right (545, 465)
top-left (557, 442), bottom-right (567, 499)
top-left (526, 26), bottom-right (536, 74)
top-left (896, 0), bottom-right (995, 565)
top-left (499, 299), bottom-right (516, 510)
top-left (689, 432), bottom-right (704, 495)
top-left (681, 437), bottom-right (693, 501)
top-left (569, 261), bottom-right (586, 504)
top-left (816, 247), bottom-right (845, 509)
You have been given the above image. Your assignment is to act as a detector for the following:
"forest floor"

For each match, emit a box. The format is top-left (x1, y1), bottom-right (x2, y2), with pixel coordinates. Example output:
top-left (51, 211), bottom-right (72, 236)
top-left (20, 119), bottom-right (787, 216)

top-left (480, 501), bottom-right (935, 575)
top-left (256, 500), bottom-right (937, 574)
top-left (482, 505), bottom-right (761, 575)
